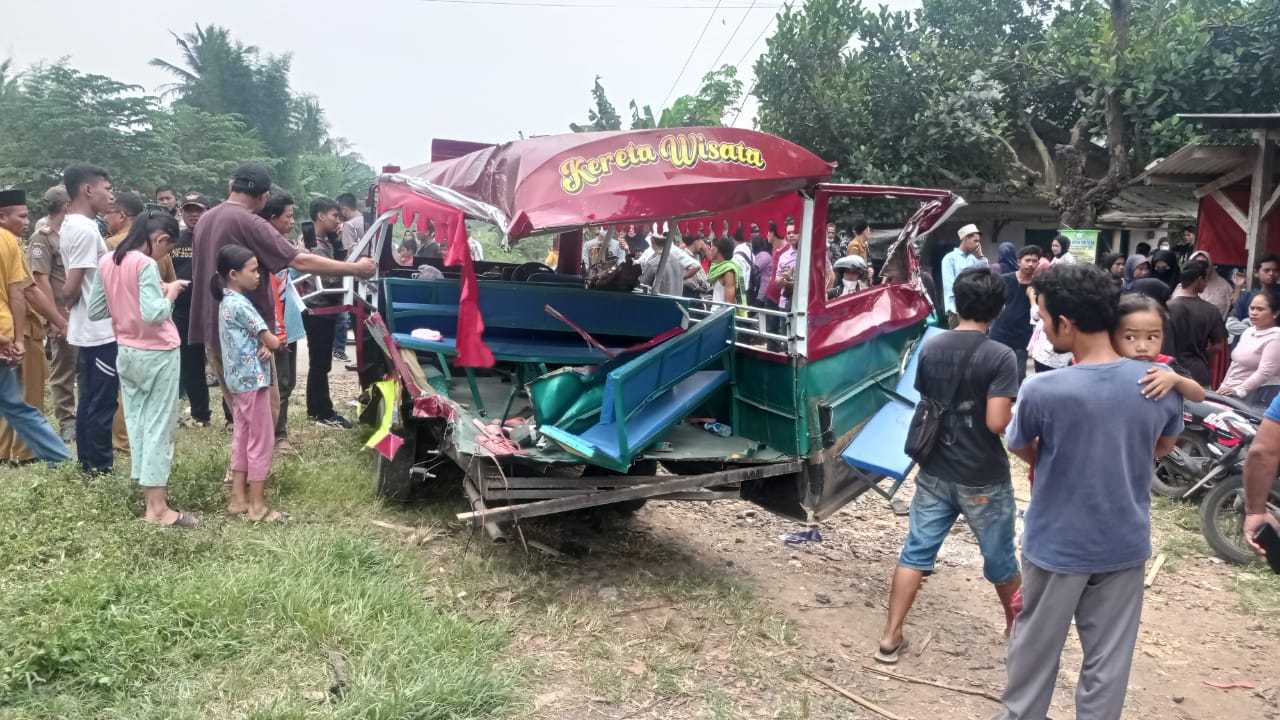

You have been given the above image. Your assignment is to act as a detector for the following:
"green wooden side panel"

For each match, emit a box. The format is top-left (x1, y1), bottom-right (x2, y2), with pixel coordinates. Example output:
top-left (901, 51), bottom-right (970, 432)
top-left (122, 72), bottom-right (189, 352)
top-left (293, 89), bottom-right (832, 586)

top-left (731, 323), bottom-right (924, 458)
top-left (799, 324), bottom-right (923, 454)
top-left (733, 353), bottom-right (806, 456)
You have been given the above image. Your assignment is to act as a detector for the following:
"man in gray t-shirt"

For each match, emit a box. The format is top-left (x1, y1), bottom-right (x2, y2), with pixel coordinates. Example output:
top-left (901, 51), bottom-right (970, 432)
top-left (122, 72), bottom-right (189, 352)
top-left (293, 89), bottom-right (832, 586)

top-left (997, 264), bottom-right (1183, 720)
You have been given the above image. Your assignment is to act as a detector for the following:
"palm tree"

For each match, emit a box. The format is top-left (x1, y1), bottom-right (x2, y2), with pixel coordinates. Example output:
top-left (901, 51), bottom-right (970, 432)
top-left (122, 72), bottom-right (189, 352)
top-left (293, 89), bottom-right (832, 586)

top-left (149, 24), bottom-right (256, 109)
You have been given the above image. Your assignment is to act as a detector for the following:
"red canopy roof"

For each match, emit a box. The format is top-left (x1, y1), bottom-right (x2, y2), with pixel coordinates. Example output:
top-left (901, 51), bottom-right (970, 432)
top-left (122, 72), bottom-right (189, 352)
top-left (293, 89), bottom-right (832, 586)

top-left (407, 128), bottom-right (833, 239)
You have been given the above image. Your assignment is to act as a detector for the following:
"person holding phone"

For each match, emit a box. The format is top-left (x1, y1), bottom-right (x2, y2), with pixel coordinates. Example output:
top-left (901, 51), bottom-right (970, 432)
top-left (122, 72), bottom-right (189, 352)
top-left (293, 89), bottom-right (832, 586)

top-left (86, 210), bottom-right (194, 527)
top-left (1241, 394), bottom-right (1280, 564)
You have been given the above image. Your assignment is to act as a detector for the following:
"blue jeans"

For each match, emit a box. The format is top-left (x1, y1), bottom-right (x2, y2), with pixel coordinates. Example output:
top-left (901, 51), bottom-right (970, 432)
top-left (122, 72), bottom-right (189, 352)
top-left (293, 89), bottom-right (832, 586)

top-left (899, 472), bottom-right (1020, 584)
top-left (76, 342), bottom-right (119, 474)
top-left (332, 311), bottom-right (350, 354)
top-left (0, 364), bottom-right (69, 463)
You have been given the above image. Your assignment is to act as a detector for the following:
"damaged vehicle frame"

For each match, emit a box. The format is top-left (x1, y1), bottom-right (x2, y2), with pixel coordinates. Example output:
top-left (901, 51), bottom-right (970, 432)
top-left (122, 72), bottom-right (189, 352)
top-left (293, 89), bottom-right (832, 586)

top-left (335, 127), bottom-right (964, 540)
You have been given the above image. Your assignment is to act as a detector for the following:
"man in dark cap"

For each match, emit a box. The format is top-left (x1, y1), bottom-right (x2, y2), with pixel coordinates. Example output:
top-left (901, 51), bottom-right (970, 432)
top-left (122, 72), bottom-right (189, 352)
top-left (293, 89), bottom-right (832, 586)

top-left (0, 188), bottom-right (70, 463)
top-left (173, 192), bottom-right (210, 426)
top-left (188, 163), bottom-right (375, 430)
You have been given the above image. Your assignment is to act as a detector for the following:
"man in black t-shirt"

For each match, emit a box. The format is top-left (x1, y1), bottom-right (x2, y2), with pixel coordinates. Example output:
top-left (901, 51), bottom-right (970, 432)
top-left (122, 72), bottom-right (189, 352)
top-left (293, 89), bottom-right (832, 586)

top-left (1164, 261), bottom-right (1226, 387)
top-left (988, 245), bottom-right (1041, 382)
top-left (876, 267), bottom-right (1021, 664)
top-left (174, 193), bottom-right (210, 425)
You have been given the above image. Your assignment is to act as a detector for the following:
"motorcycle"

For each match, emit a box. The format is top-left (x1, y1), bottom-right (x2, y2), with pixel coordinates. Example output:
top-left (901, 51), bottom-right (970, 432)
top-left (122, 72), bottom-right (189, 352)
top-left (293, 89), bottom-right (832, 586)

top-left (1200, 472), bottom-right (1280, 565)
top-left (1153, 392), bottom-right (1261, 500)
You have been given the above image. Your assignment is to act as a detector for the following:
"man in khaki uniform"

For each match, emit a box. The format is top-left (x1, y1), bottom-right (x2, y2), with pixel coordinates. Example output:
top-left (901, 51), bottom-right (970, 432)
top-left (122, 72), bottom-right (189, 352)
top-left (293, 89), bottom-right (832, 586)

top-left (26, 186), bottom-right (76, 443)
top-left (0, 189), bottom-right (68, 462)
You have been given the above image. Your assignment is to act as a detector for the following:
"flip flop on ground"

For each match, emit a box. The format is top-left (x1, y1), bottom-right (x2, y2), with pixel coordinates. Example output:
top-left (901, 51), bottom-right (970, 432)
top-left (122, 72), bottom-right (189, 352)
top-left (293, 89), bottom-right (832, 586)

top-left (248, 510), bottom-right (290, 524)
top-left (874, 637), bottom-right (909, 664)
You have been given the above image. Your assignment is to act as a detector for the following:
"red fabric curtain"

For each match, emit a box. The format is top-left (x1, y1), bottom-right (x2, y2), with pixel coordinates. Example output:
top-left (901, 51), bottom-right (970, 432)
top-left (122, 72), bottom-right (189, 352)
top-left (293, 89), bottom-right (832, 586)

top-left (1196, 190), bottom-right (1280, 267)
top-left (675, 193), bottom-right (803, 238)
top-left (377, 182), bottom-right (495, 368)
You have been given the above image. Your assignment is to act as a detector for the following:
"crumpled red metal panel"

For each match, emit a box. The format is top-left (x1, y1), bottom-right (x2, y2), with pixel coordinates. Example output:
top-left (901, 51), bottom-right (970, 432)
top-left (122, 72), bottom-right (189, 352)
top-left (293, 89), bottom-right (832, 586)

top-left (806, 284), bottom-right (933, 361)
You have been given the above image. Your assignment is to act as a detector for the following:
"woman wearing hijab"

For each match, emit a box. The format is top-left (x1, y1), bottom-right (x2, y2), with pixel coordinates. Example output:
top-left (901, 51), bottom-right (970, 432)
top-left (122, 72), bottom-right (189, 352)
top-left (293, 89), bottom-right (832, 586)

top-left (1050, 235), bottom-right (1076, 264)
top-left (1149, 249), bottom-right (1181, 290)
top-left (1123, 254), bottom-right (1171, 304)
top-left (995, 242), bottom-right (1018, 275)
top-left (1187, 250), bottom-right (1233, 316)
top-left (1122, 255), bottom-right (1150, 291)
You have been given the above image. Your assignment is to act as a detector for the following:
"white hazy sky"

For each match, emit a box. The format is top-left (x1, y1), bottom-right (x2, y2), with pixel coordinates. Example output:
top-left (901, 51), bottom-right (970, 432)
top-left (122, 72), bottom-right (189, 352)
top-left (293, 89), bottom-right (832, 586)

top-left (4, 0), bottom-right (918, 169)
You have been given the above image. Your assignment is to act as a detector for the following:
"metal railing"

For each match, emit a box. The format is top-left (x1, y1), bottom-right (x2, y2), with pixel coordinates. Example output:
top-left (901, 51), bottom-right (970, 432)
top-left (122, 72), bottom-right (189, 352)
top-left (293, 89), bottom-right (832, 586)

top-left (644, 290), bottom-right (796, 351)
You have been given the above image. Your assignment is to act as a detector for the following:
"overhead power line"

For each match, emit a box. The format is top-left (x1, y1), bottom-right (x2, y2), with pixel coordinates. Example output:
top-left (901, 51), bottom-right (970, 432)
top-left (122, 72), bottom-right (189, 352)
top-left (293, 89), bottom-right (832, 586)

top-left (659, 0), bottom-right (723, 110)
top-left (419, 0), bottom-right (778, 8)
top-left (734, 13), bottom-right (775, 70)
top-left (705, 0), bottom-right (756, 72)
top-left (728, 15), bottom-right (776, 127)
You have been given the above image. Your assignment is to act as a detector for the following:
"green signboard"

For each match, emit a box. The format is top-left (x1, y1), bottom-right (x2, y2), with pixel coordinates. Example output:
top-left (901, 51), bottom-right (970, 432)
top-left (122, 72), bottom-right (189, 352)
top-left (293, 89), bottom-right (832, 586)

top-left (1060, 228), bottom-right (1099, 265)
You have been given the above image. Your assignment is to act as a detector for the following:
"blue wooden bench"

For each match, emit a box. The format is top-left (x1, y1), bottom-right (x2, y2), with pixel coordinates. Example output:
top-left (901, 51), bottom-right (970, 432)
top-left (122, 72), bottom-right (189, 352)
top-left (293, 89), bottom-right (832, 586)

top-left (839, 326), bottom-right (943, 482)
top-left (383, 277), bottom-right (687, 415)
top-left (540, 307), bottom-right (736, 472)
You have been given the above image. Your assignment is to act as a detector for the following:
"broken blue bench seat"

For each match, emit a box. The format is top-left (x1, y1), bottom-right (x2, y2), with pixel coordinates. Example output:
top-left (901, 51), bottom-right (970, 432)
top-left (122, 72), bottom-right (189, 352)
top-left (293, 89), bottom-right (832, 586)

top-left (383, 277), bottom-right (686, 365)
top-left (840, 326), bottom-right (944, 481)
top-left (540, 307), bottom-right (736, 472)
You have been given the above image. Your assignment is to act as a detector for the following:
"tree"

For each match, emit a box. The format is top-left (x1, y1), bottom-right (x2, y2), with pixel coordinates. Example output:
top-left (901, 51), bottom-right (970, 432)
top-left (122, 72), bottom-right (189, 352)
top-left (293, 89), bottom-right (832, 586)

top-left (569, 76), bottom-right (622, 132)
top-left (753, 0), bottom-right (1280, 225)
top-left (0, 64), bottom-right (164, 197)
top-left (151, 24), bottom-right (296, 170)
top-left (586, 66), bottom-right (743, 131)
top-left (629, 100), bottom-right (657, 130)
top-left (293, 145), bottom-right (376, 202)
top-left (150, 106), bottom-right (271, 199)
top-left (658, 66), bottom-right (744, 127)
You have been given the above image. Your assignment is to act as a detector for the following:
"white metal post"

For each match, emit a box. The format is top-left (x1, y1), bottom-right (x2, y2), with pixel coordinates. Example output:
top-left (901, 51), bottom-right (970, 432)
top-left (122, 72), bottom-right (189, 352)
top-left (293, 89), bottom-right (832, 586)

top-left (791, 196), bottom-right (815, 358)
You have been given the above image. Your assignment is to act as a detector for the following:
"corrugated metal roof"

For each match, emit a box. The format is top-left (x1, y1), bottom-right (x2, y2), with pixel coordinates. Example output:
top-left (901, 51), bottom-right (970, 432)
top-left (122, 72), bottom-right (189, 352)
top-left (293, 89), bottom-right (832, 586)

top-left (1179, 113), bottom-right (1280, 130)
top-left (1142, 144), bottom-right (1252, 179)
top-left (1099, 185), bottom-right (1197, 225)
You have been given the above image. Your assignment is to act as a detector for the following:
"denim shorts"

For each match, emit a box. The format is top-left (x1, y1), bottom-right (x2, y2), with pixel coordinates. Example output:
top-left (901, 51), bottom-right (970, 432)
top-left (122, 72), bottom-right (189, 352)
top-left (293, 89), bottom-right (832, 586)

top-left (899, 471), bottom-right (1020, 584)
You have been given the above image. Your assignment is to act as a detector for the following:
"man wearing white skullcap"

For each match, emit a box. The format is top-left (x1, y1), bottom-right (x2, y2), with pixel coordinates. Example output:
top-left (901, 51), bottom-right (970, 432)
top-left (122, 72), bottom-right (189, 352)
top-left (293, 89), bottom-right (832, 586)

top-left (941, 223), bottom-right (986, 327)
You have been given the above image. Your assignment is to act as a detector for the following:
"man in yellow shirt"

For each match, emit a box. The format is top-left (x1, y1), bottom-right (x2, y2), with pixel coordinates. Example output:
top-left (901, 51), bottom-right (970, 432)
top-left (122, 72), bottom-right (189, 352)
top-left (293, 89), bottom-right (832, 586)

top-left (0, 189), bottom-right (69, 463)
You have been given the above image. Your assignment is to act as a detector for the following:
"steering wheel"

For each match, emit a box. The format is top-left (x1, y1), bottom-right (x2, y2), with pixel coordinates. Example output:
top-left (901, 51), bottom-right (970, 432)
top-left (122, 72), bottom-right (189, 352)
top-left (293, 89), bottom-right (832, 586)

top-left (512, 262), bottom-right (555, 282)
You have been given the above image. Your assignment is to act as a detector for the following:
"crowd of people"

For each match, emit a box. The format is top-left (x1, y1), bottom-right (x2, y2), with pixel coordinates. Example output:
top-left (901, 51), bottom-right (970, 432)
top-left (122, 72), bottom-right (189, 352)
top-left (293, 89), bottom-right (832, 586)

top-left (883, 223), bottom-right (1280, 718)
top-left (940, 224), bottom-right (1280, 407)
top-left (0, 163), bottom-right (375, 526)
top-left (882, 260), bottom-right (1199, 719)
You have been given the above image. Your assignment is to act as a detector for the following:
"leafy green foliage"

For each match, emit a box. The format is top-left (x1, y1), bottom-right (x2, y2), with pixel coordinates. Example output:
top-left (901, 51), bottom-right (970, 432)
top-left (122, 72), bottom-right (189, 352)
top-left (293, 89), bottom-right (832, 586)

top-left (658, 66), bottom-right (744, 128)
top-left (0, 24), bottom-right (374, 212)
top-left (578, 67), bottom-right (745, 132)
top-left (150, 24), bottom-right (296, 163)
top-left (752, 0), bottom-right (1280, 211)
top-left (0, 64), bottom-right (164, 195)
top-left (150, 106), bottom-right (272, 200)
top-left (570, 75), bottom-right (623, 132)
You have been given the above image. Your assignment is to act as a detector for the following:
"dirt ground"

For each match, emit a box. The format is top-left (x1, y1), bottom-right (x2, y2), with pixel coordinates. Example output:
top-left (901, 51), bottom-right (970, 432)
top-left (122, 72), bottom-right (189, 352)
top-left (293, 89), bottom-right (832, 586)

top-left (322, 345), bottom-right (1280, 720)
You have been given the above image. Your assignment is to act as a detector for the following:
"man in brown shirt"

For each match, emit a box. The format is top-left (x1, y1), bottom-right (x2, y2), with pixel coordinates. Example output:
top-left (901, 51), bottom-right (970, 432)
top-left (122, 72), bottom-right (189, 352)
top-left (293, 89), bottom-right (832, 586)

top-left (188, 164), bottom-right (375, 424)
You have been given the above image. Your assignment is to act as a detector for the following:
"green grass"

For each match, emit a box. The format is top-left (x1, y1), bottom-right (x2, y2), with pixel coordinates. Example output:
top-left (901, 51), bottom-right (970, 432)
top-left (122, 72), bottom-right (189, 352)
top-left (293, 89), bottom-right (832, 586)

top-left (0, 426), bottom-right (515, 720)
top-left (0, 410), bottom-right (803, 719)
